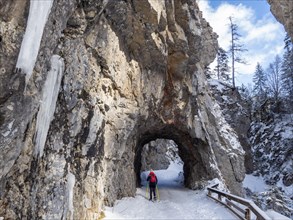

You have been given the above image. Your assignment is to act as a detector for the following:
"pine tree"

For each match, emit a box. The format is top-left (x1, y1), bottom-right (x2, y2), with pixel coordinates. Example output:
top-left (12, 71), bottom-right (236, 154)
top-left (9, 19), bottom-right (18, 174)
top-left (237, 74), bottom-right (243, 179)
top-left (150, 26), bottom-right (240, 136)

top-left (214, 47), bottom-right (230, 81)
top-left (204, 66), bottom-right (213, 79)
top-left (240, 83), bottom-right (253, 99)
top-left (253, 63), bottom-right (267, 103)
top-left (239, 83), bottom-right (253, 118)
top-left (284, 34), bottom-right (292, 51)
top-left (252, 63), bottom-right (272, 120)
top-left (229, 17), bottom-right (247, 89)
top-left (281, 35), bottom-right (293, 111)
top-left (267, 55), bottom-right (282, 112)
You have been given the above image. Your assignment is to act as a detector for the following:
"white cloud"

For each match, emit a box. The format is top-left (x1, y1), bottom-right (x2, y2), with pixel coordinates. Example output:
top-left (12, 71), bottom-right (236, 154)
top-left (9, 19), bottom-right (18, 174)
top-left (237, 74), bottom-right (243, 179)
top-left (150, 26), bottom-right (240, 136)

top-left (245, 22), bottom-right (280, 43)
top-left (198, 0), bottom-right (286, 86)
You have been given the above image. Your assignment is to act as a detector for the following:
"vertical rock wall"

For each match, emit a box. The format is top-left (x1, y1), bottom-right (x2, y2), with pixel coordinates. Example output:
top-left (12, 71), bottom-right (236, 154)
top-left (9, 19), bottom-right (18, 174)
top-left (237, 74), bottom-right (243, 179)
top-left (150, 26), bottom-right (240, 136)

top-left (0, 0), bottom-right (245, 219)
top-left (208, 81), bottom-right (253, 173)
top-left (267, 0), bottom-right (293, 40)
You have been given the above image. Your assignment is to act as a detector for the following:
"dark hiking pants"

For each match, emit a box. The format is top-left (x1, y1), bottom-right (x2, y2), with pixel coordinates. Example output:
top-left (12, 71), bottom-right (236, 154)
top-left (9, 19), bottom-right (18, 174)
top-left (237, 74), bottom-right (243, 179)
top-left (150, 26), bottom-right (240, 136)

top-left (149, 186), bottom-right (156, 200)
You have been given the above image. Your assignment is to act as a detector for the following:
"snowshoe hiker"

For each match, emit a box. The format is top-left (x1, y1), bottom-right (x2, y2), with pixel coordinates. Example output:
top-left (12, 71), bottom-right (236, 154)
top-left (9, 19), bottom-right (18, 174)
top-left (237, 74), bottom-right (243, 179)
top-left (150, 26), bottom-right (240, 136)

top-left (147, 169), bottom-right (158, 201)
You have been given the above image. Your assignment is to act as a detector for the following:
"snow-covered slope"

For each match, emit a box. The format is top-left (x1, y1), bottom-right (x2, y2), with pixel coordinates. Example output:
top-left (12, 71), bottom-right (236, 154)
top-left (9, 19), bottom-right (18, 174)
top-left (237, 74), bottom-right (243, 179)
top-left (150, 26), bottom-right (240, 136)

top-left (208, 79), bottom-right (292, 218)
top-left (247, 114), bottom-right (293, 218)
top-left (249, 114), bottom-right (293, 187)
top-left (243, 174), bottom-right (292, 219)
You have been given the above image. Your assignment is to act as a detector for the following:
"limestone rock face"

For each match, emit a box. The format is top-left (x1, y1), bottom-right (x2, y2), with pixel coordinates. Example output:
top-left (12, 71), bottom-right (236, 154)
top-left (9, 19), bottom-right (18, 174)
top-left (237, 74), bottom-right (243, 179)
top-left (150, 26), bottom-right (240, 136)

top-left (208, 80), bottom-right (253, 173)
top-left (141, 139), bottom-right (179, 171)
top-left (0, 0), bottom-right (245, 219)
top-left (267, 0), bottom-right (293, 40)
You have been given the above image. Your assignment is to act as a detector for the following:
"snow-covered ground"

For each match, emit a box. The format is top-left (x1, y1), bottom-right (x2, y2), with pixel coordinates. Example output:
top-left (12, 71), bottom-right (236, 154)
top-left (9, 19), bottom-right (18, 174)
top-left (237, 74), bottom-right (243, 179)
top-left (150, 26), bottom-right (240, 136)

top-left (104, 162), bottom-right (236, 219)
top-left (243, 174), bottom-right (268, 193)
top-left (243, 174), bottom-right (292, 196)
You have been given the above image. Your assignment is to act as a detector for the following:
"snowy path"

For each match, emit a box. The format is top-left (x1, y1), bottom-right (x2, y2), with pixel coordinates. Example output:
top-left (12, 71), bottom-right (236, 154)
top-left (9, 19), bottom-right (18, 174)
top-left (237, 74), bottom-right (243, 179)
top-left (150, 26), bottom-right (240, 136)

top-left (104, 186), bottom-right (236, 219)
top-left (104, 163), bottom-right (236, 219)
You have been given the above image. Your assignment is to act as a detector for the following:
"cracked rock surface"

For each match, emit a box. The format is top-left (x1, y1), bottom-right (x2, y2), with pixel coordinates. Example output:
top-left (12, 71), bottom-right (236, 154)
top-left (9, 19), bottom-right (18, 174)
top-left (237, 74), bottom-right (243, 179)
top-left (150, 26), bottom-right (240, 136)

top-left (0, 1), bottom-right (246, 219)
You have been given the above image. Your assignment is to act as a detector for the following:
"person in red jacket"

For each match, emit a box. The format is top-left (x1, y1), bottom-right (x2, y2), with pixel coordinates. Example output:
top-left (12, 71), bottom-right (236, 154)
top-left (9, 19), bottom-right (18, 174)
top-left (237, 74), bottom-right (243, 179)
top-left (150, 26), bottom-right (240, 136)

top-left (147, 169), bottom-right (158, 201)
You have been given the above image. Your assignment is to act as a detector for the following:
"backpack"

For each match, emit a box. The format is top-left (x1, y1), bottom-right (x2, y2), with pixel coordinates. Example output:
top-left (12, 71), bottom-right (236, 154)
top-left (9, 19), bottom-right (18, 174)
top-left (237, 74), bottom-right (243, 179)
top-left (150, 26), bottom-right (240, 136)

top-left (150, 174), bottom-right (156, 183)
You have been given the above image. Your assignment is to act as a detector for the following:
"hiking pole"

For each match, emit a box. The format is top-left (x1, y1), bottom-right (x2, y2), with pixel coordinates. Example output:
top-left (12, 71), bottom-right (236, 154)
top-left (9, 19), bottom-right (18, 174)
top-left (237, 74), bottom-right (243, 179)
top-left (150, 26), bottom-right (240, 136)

top-left (146, 182), bottom-right (149, 199)
top-left (156, 185), bottom-right (160, 201)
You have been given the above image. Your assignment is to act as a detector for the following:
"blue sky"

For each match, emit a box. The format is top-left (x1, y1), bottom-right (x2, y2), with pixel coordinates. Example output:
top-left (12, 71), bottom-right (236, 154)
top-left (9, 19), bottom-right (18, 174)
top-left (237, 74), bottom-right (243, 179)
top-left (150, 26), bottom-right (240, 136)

top-left (209, 0), bottom-right (270, 18)
top-left (198, 0), bottom-right (286, 86)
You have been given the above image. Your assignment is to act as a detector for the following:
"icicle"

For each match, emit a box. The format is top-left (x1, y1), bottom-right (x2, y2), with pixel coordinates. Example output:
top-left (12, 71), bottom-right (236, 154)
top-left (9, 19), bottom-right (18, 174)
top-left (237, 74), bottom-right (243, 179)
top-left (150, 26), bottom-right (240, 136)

top-left (34, 55), bottom-right (64, 157)
top-left (16, 0), bottom-right (54, 83)
top-left (67, 172), bottom-right (76, 220)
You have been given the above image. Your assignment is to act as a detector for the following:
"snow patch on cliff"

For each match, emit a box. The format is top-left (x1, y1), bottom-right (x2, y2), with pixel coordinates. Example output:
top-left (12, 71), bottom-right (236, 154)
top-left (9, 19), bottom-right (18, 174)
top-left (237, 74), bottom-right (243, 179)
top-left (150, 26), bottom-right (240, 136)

top-left (16, 0), bottom-right (54, 83)
top-left (34, 55), bottom-right (64, 157)
top-left (212, 101), bottom-right (244, 153)
top-left (1, 119), bottom-right (15, 137)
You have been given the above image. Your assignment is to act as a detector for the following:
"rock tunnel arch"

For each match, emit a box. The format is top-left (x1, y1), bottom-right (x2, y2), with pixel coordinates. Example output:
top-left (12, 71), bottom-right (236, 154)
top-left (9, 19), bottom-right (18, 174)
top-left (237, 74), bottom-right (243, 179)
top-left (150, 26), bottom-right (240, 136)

top-left (133, 124), bottom-right (218, 190)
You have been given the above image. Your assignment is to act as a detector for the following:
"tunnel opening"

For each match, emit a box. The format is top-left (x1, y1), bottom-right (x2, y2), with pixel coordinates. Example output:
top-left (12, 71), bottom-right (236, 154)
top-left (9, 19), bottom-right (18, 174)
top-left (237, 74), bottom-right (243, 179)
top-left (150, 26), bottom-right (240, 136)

top-left (139, 139), bottom-right (184, 188)
top-left (133, 125), bottom-right (217, 191)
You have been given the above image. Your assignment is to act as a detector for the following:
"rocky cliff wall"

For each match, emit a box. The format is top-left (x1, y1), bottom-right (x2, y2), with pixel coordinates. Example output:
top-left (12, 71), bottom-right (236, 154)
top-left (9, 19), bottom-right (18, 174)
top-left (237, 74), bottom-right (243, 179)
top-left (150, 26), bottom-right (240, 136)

top-left (141, 139), bottom-right (179, 171)
top-left (0, 0), bottom-right (245, 219)
top-left (267, 0), bottom-right (293, 40)
top-left (208, 80), bottom-right (253, 174)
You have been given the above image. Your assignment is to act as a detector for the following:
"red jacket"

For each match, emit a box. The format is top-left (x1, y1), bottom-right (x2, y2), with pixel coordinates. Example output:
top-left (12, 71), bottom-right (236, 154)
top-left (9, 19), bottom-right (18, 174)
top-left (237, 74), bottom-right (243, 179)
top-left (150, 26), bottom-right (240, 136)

top-left (147, 171), bottom-right (158, 187)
